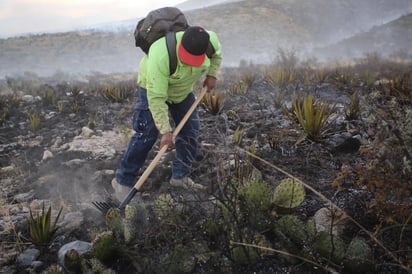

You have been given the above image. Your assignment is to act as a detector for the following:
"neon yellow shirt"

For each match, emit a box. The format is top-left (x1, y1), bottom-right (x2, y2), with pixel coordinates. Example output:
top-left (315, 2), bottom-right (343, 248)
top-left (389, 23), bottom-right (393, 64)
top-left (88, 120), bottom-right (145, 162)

top-left (137, 30), bottom-right (222, 134)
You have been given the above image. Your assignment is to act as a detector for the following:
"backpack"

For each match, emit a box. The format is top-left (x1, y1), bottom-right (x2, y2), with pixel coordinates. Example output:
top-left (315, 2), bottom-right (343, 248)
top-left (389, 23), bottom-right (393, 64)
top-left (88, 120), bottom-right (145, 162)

top-left (134, 7), bottom-right (215, 75)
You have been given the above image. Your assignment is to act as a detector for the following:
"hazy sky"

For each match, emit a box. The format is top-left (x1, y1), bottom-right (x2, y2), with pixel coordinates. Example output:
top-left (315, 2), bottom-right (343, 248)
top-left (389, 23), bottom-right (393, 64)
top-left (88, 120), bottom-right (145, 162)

top-left (0, 0), bottom-right (186, 37)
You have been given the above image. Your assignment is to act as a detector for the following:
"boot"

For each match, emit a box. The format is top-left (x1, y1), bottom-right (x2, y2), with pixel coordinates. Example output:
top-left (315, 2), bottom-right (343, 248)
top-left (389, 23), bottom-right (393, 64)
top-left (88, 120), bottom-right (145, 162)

top-left (169, 177), bottom-right (206, 190)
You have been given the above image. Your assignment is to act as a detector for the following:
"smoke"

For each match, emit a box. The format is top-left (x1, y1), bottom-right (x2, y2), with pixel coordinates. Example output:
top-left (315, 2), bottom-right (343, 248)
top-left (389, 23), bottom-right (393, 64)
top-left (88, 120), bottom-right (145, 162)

top-left (33, 151), bottom-right (119, 215)
top-left (0, 0), bottom-right (411, 80)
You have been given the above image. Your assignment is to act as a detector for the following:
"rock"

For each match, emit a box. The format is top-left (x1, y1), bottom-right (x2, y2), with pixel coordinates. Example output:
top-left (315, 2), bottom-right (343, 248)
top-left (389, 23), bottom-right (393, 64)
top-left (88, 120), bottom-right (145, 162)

top-left (44, 112), bottom-right (57, 120)
top-left (63, 158), bottom-right (86, 167)
top-left (59, 212), bottom-right (84, 233)
top-left (21, 95), bottom-right (34, 103)
top-left (17, 248), bottom-right (40, 268)
top-left (0, 143), bottom-right (20, 154)
top-left (13, 191), bottom-right (34, 203)
top-left (314, 207), bottom-right (348, 236)
top-left (66, 130), bottom-right (124, 159)
top-left (59, 143), bottom-right (70, 151)
top-left (31, 260), bottom-right (44, 271)
top-left (29, 199), bottom-right (52, 211)
top-left (0, 164), bottom-right (15, 173)
top-left (42, 150), bottom-right (53, 161)
top-left (327, 132), bottom-right (361, 153)
top-left (51, 136), bottom-right (63, 149)
top-left (92, 169), bottom-right (114, 182)
top-left (58, 240), bottom-right (92, 266)
top-left (81, 126), bottom-right (94, 138)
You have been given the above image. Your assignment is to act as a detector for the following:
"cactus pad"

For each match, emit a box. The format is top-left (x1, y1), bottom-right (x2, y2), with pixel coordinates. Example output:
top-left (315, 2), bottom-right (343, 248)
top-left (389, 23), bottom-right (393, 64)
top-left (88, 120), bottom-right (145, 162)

top-left (124, 205), bottom-right (138, 244)
top-left (90, 231), bottom-right (116, 262)
top-left (344, 237), bottom-right (374, 273)
top-left (313, 232), bottom-right (346, 263)
top-left (241, 180), bottom-right (272, 212)
top-left (273, 178), bottom-right (305, 209)
top-left (105, 208), bottom-right (122, 230)
top-left (154, 193), bottom-right (175, 220)
top-left (276, 215), bottom-right (307, 245)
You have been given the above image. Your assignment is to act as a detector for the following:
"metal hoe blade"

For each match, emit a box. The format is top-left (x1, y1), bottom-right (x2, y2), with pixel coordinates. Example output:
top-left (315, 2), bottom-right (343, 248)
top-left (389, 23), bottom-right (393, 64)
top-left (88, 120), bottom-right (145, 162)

top-left (92, 198), bottom-right (119, 214)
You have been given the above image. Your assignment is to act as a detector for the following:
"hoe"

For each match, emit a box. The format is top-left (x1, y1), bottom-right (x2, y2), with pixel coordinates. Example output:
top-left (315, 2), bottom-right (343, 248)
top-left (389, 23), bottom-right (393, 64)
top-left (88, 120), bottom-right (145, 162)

top-left (92, 87), bottom-right (208, 214)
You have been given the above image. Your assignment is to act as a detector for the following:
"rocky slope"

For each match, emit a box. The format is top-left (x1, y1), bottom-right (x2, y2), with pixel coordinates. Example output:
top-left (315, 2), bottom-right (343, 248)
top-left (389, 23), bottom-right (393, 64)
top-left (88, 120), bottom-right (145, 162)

top-left (1, 61), bottom-right (411, 272)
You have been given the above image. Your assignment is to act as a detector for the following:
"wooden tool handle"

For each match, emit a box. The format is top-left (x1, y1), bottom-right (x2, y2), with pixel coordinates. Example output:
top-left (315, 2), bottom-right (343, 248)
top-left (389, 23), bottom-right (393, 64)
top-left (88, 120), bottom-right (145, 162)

top-left (128, 86), bottom-right (208, 191)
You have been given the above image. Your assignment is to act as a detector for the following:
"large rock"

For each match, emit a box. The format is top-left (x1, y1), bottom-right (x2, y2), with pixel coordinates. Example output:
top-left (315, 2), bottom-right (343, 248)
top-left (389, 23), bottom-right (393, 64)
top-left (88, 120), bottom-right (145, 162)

top-left (314, 207), bottom-right (348, 236)
top-left (58, 240), bottom-right (91, 267)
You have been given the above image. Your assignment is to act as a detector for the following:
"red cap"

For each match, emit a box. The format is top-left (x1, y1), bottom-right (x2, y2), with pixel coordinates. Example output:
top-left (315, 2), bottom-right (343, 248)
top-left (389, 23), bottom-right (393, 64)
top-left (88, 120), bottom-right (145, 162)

top-left (178, 26), bottom-right (209, 66)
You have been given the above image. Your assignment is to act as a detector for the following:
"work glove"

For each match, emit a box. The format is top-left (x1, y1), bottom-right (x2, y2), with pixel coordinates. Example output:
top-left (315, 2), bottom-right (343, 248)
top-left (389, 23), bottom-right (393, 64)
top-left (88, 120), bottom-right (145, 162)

top-left (203, 75), bottom-right (217, 92)
top-left (160, 132), bottom-right (174, 150)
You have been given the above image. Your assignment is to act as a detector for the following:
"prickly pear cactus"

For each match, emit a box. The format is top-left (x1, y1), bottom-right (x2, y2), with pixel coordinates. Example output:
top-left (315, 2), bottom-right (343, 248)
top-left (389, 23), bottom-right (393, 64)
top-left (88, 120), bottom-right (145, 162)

top-left (254, 234), bottom-right (273, 256)
top-left (306, 218), bottom-right (317, 243)
top-left (276, 215), bottom-right (307, 245)
top-left (230, 245), bottom-right (260, 265)
top-left (164, 244), bottom-right (196, 273)
top-left (247, 167), bottom-right (263, 183)
top-left (272, 216), bottom-right (318, 264)
top-left (273, 178), bottom-right (305, 209)
top-left (154, 193), bottom-right (176, 221)
top-left (313, 232), bottom-right (346, 264)
top-left (105, 208), bottom-right (124, 239)
top-left (90, 231), bottom-right (116, 262)
top-left (81, 258), bottom-right (115, 274)
top-left (343, 237), bottom-right (374, 273)
top-left (240, 180), bottom-right (272, 212)
top-left (63, 249), bottom-right (82, 273)
top-left (123, 205), bottom-right (138, 244)
top-left (44, 264), bottom-right (63, 274)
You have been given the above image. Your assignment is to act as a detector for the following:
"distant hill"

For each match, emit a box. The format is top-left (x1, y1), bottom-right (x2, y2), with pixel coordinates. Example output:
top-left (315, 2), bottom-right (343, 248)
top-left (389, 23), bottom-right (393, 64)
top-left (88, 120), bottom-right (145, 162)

top-left (184, 0), bottom-right (412, 64)
top-left (176, 0), bottom-right (244, 11)
top-left (312, 13), bottom-right (412, 60)
top-left (0, 0), bottom-right (411, 79)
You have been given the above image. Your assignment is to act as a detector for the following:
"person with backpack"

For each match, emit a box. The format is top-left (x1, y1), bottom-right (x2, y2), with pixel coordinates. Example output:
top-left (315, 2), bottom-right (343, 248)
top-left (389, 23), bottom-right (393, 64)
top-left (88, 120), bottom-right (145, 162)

top-left (111, 8), bottom-right (222, 201)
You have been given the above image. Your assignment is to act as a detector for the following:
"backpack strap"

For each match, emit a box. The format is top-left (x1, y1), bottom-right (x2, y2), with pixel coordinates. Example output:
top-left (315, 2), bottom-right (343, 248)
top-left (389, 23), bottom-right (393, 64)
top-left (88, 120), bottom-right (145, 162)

top-left (166, 32), bottom-right (216, 75)
top-left (165, 32), bottom-right (177, 75)
top-left (206, 41), bottom-right (215, 59)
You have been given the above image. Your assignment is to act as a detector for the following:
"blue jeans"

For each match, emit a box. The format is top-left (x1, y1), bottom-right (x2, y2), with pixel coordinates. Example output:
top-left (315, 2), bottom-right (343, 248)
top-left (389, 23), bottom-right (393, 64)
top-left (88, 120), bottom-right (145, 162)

top-left (115, 87), bottom-right (200, 187)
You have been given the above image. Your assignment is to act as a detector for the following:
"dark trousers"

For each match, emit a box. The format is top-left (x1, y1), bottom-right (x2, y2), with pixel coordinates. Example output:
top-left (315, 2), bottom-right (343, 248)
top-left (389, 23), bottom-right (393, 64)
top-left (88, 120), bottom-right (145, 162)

top-left (115, 87), bottom-right (200, 187)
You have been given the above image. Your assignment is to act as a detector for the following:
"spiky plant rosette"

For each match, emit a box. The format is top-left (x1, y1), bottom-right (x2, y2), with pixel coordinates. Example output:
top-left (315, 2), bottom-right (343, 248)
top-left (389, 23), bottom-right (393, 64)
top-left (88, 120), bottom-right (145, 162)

top-left (28, 203), bottom-right (62, 244)
top-left (272, 178), bottom-right (305, 209)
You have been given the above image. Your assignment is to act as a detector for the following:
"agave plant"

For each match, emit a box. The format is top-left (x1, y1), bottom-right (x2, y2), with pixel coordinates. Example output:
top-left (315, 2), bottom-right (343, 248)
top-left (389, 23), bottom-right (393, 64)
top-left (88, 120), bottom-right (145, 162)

top-left (28, 203), bottom-right (62, 244)
top-left (28, 111), bottom-right (41, 132)
top-left (286, 94), bottom-right (336, 143)
top-left (344, 91), bottom-right (362, 121)
top-left (201, 90), bottom-right (225, 115)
